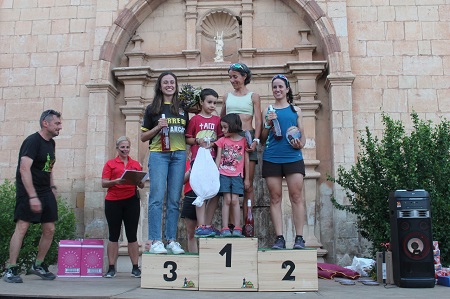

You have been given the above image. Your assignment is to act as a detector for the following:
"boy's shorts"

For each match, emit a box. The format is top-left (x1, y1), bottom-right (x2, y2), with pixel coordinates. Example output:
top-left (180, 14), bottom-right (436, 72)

top-left (218, 174), bottom-right (244, 196)
top-left (180, 190), bottom-right (197, 221)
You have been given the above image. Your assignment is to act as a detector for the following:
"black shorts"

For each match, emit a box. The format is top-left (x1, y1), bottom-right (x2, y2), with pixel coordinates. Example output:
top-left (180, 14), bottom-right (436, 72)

top-left (180, 190), bottom-right (197, 221)
top-left (262, 160), bottom-right (305, 178)
top-left (14, 191), bottom-right (58, 224)
top-left (238, 130), bottom-right (258, 163)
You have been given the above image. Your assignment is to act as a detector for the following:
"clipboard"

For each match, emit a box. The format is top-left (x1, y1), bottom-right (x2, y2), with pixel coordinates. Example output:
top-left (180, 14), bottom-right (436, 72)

top-left (120, 170), bottom-right (148, 185)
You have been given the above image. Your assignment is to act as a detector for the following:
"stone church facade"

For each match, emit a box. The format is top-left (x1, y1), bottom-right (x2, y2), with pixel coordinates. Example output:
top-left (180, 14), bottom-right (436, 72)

top-left (0, 0), bottom-right (448, 265)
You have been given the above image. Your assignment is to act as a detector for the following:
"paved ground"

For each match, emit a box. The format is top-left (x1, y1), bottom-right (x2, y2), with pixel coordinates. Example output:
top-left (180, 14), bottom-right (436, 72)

top-left (0, 272), bottom-right (448, 299)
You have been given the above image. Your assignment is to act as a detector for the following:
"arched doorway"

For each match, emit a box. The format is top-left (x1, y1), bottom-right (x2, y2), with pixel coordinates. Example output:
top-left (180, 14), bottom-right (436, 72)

top-left (85, 0), bottom-right (356, 262)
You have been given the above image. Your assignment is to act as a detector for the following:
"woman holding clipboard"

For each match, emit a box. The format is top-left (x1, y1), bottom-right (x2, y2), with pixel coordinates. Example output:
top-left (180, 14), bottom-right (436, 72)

top-left (101, 136), bottom-right (144, 278)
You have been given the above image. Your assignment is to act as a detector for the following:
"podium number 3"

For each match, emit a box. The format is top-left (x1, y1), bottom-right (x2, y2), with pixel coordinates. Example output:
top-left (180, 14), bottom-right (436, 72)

top-left (219, 243), bottom-right (232, 267)
top-left (163, 261), bottom-right (177, 281)
top-left (282, 260), bottom-right (296, 281)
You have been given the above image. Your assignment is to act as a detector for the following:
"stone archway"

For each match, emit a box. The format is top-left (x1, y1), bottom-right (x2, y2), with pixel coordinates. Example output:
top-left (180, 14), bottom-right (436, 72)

top-left (86, 0), bottom-right (356, 261)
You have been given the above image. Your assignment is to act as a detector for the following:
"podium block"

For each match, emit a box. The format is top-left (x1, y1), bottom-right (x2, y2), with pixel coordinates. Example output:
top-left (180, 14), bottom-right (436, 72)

top-left (257, 248), bottom-right (318, 291)
top-left (199, 238), bottom-right (258, 291)
top-left (141, 253), bottom-right (199, 290)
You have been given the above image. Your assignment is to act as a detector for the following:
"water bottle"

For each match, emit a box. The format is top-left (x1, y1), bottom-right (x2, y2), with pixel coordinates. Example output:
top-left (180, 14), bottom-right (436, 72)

top-left (268, 105), bottom-right (282, 140)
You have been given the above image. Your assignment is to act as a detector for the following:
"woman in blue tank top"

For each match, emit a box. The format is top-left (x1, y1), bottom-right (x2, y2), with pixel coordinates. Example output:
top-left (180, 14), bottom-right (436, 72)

top-left (260, 74), bottom-right (307, 250)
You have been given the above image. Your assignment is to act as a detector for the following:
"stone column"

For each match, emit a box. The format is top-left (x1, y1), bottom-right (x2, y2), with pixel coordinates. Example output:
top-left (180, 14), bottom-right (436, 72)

top-left (239, 0), bottom-right (256, 61)
top-left (183, 0), bottom-right (200, 67)
top-left (84, 81), bottom-right (119, 239)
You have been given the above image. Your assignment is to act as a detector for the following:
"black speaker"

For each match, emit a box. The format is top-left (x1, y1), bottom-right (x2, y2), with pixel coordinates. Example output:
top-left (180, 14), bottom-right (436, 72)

top-left (389, 190), bottom-right (435, 288)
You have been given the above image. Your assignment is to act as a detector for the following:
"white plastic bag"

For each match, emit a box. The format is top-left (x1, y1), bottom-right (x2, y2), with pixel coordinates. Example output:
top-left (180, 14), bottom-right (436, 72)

top-left (345, 257), bottom-right (375, 277)
top-left (189, 147), bottom-right (220, 207)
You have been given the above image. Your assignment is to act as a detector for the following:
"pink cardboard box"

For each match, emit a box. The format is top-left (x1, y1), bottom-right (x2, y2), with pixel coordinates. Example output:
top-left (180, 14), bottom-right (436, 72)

top-left (80, 239), bottom-right (104, 277)
top-left (57, 240), bottom-right (82, 277)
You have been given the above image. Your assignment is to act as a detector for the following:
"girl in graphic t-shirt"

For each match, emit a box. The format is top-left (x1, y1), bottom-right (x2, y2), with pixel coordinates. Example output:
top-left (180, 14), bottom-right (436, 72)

top-left (214, 113), bottom-right (250, 237)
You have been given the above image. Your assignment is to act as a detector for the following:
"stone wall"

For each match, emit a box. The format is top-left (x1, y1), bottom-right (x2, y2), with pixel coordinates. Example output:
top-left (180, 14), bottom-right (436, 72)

top-left (1, 0), bottom-right (449, 264)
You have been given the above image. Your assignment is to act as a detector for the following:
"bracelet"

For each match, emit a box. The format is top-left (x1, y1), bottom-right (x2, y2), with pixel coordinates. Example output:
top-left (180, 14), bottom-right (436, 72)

top-left (252, 138), bottom-right (260, 145)
top-left (264, 122), bottom-right (272, 129)
top-left (51, 185), bottom-right (57, 190)
top-left (29, 196), bottom-right (38, 199)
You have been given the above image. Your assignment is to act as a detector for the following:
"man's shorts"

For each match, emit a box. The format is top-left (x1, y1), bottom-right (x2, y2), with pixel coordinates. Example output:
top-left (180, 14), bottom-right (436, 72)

top-left (14, 191), bottom-right (58, 224)
top-left (262, 160), bottom-right (306, 178)
top-left (218, 174), bottom-right (244, 196)
top-left (180, 190), bottom-right (197, 221)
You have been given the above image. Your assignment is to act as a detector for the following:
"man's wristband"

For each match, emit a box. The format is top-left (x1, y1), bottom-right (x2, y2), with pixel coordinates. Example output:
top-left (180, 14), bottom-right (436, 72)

top-left (264, 122), bottom-right (272, 129)
top-left (252, 138), bottom-right (260, 145)
top-left (29, 196), bottom-right (38, 199)
top-left (51, 185), bottom-right (57, 190)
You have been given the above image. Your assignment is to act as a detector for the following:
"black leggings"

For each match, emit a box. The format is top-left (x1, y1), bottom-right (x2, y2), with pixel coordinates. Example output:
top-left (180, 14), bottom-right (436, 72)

top-left (105, 196), bottom-right (140, 243)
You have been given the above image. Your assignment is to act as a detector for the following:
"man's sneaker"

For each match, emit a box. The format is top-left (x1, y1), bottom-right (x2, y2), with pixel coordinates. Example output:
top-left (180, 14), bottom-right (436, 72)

top-left (195, 225), bottom-right (215, 238)
top-left (271, 236), bottom-right (286, 249)
top-left (293, 236), bottom-right (306, 249)
top-left (149, 241), bottom-right (168, 254)
top-left (232, 227), bottom-right (243, 237)
top-left (166, 241), bottom-right (185, 254)
top-left (220, 228), bottom-right (232, 237)
top-left (29, 263), bottom-right (56, 280)
top-left (104, 268), bottom-right (116, 278)
top-left (131, 267), bottom-right (141, 278)
top-left (3, 266), bottom-right (23, 283)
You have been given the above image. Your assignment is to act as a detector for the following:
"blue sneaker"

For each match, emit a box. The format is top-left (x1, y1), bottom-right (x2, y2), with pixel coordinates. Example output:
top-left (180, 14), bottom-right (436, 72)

top-left (272, 236), bottom-right (286, 249)
top-left (232, 228), bottom-right (243, 237)
top-left (220, 228), bottom-right (232, 237)
top-left (195, 225), bottom-right (215, 238)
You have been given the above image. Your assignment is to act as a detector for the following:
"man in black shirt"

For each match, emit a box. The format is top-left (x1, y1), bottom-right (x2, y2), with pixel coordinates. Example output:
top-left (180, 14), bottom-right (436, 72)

top-left (3, 109), bottom-right (62, 283)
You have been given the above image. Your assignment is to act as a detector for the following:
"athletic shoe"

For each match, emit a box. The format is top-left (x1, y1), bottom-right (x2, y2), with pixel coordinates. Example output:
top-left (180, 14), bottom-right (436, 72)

top-left (232, 226), bottom-right (243, 237)
top-left (149, 241), bottom-right (167, 254)
top-left (293, 236), bottom-right (306, 249)
top-left (166, 241), bottom-right (185, 254)
top-left (271, 236), bottom-right (286, 249)
top-left (131, 267), bottom-right (141, 278)
top-left (220, 228), bottom-right (232, 237)
top-left (212, 226), bottom-right (221, 235)
top-left (3, 266), bottom-right (23, 283)
top-left (194, 225), bottom-right (216, 238)
top-left (29, 263), bottom-right (56, 280)
top-left (104, 269), bottom-right (116, 278)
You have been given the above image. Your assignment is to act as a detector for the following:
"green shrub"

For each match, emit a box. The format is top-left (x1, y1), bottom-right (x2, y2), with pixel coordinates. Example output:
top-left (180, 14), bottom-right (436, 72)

top-left (0, 179), bottom-right (77, 273)
top-left (328, 112), bottom-right (449, 266)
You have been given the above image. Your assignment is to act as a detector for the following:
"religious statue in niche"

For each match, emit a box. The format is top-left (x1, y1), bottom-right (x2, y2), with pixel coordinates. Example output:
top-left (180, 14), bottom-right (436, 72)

top-left (214, 31), bottom-right (224, 62)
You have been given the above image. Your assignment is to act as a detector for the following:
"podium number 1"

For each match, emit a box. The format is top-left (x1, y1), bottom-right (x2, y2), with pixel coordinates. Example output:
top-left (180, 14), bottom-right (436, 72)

top-left (219, 243), bottom-right (232, 267)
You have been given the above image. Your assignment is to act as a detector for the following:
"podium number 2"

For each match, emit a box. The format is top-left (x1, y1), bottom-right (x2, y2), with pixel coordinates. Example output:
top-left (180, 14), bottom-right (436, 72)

top-left (219, 243), bottom-right (232, 267)
top-left (282, 260), bottom-right (295, 281)
top-left (163, 261), bottom-right (177, 281)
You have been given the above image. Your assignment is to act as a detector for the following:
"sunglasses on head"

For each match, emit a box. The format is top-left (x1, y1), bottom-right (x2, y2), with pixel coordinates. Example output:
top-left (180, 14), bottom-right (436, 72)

top-left (41, 109), bottom-right (60, 120)
top-left (229, 63), bottom-right (245, 70)
top-left (272, 74), bottom-right (290, 87)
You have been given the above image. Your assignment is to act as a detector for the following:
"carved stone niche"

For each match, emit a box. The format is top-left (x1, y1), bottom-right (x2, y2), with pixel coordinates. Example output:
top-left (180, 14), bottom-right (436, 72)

top-left (199, 10), bottom-right (241, 65)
